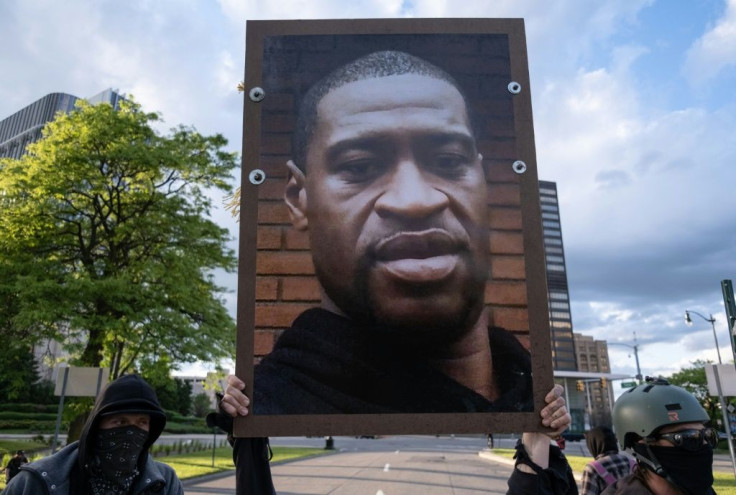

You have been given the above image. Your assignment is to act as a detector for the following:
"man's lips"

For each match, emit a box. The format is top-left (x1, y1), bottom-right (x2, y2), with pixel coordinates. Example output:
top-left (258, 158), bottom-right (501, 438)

top-left (372, 230), bottom-right (466, 283)
top-left (373, 229), bottom-right (463, 261)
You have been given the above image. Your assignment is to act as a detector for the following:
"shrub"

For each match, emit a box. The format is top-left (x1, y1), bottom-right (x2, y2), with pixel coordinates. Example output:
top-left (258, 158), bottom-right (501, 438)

top-left (0, 403), bottom-right (57, 413)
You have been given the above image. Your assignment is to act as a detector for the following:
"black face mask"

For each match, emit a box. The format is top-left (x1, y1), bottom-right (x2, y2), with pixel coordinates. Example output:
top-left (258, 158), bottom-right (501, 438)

top-left (89, 425), bottom-right (148, 487)
top-left (634, 443), bottom-right (713, 495)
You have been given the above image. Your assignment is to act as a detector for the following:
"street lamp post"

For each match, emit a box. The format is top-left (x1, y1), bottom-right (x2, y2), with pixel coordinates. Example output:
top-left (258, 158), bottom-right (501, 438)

top-left (609, 337), bottom-right (643, 384)
top-left (684, 309), bottom-right (736, 477)
top-left (684, 310), bottom-right (722, 364)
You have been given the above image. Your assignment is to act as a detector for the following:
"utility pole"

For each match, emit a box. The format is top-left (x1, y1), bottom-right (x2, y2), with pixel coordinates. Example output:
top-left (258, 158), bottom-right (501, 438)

top-left (609, 335), bottom-right (642, 383)
top-left (721, 279), bottom-right (736, 365)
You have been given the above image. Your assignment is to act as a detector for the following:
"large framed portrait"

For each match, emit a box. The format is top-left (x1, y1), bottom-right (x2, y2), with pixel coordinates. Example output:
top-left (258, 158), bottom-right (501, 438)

top-left (235, 18), bottom-right (553, 437)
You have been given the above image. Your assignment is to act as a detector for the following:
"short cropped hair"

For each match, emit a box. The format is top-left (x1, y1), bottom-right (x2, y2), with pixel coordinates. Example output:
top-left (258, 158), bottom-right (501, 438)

top-left (291, 50), bottom-right (475, 172)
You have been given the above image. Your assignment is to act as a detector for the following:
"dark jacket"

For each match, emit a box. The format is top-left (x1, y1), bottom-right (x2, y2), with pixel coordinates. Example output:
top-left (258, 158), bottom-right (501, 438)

top-left (507, 442), bottom-right (578, 495)
top-left (206, 409), bottom-right (276, 495)
top-left (254, 308), bottom-right (533, 414)
top-left (601, 472), bottom-right (717, 495)
top-left (4, 374), bottom-right (182, 495)
top-left (3, 442), bottom-right (181, 495)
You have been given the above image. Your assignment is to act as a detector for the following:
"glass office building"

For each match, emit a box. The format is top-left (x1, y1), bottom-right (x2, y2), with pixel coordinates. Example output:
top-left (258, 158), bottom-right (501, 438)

top-left (0, 89), bottom-right (123, 159)
top-left (539, 180), bottom-right (578, 371)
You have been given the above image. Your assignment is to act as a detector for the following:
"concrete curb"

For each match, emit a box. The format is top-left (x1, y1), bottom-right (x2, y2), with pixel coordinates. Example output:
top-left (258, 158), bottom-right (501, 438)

top-left (181, 469), bottom-right (235, 487)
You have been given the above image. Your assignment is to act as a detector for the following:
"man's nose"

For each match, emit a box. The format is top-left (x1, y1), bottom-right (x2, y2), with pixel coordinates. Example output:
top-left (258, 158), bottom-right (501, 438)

top-left (374, 160), bottom-right (449, 219)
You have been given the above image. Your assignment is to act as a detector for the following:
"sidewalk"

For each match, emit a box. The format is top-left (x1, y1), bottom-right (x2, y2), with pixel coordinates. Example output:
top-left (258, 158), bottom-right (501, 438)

top-left (183, 470), bottom-right (237, 494)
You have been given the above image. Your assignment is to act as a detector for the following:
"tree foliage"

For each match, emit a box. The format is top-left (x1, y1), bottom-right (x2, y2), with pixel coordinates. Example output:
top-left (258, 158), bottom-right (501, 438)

top-left (192, 392), bottom-right (213, 418)
top-left (0, 342), bottom-right (40, 402)
top-left (0, 99), bottom-right (238, 378)
top-left (664, 359), bottom-right (736, 426)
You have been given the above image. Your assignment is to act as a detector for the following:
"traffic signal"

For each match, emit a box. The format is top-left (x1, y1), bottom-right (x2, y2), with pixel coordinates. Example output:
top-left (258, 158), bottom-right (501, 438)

top-left (576, 380), bottom-right (584, 391)
top-left (600, 378), bottom-right (607, 389)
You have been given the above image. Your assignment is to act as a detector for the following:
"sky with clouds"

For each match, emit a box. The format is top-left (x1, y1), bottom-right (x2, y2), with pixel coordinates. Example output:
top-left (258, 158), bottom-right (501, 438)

top-left (2, 0), bottom-right (735, 387)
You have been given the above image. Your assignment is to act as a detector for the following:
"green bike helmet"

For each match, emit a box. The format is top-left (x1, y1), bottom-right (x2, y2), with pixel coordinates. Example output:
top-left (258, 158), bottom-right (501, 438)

top-left (612, 377), bottom-right (709, 450)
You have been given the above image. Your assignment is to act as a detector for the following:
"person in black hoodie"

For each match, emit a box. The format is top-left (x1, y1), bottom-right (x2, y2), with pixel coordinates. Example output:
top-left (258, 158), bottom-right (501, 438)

top-left (4, 374), bottom-right (183, 495)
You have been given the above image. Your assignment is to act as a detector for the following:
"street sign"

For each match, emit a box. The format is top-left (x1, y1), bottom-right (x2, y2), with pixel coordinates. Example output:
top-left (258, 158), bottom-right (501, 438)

top-left (621, 381), bottom-right (637, 388)
top-left (54, 366), bottom-right (109, 396)
top-left (705, 364), bottom-right (736, 396)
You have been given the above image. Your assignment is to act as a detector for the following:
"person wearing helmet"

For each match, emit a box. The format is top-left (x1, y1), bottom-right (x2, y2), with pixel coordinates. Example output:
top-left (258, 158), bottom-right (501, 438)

top-left (4, 374), bottom-right (183, 495)
top-left (604, 377), bottom-right (717, 494)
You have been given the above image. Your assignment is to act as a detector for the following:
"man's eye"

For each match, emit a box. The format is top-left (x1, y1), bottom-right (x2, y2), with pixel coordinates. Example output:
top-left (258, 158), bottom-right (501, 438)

top-left (337, 159), bottom-right (383, 182)
top-left (431, 154), bottom-right (470, 175)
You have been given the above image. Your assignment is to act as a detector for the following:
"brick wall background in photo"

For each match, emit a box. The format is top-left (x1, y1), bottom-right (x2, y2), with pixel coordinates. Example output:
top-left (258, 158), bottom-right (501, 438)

top-left (254, 33), bottom-right (529, 360)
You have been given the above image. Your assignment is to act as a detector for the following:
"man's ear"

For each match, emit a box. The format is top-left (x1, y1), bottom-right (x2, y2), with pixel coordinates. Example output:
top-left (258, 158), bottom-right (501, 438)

top-left (284, 160), bottom-right (308, 231)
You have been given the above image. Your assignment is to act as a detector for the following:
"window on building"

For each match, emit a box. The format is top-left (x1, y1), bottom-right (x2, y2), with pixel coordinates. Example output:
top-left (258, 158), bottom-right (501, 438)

top-left (550, 301), bottom-right (570, 310)
top-left (551, 311), bottom-right (571, 319)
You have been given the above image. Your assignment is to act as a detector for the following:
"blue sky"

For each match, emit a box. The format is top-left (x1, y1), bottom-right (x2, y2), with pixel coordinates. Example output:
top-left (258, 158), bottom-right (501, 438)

top-left (2, 0), bottom-right (735, 389)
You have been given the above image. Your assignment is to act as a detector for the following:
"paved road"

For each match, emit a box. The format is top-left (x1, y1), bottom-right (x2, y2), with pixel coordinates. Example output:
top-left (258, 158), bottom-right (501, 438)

top-left (184, 435), bottom-right (520, 495)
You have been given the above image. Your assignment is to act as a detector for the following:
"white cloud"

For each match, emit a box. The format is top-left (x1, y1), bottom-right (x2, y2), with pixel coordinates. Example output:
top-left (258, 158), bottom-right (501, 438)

top-left (216, 0), bottom-right (404, 23)
top-left (535, 49), bottom-right (736, 261)
top-left (683, 0), bottom-right (736, 84)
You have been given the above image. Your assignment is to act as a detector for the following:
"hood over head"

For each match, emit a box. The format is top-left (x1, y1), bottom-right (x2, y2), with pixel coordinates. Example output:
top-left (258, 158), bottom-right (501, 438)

top-left (585, 426), bottom-right (619, 458)
top-left (77, 374), bottom-right (166, 471)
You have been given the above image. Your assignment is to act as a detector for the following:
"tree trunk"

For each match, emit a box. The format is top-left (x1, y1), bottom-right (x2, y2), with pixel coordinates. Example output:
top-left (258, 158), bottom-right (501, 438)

top-left (67, 410), bottom-right (90, 444)
top-left (78, 328), bottom-right (104, 367)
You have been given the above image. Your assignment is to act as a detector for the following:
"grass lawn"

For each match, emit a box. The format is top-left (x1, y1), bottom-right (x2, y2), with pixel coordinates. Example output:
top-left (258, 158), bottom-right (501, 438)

top-left (1, 440), bottom-right (48, 491)
top-left (157, 445), bottom-right (327, 480)
top-left (0, 439), bottom-right (48, 455)
top-left (492, 448), bottom-right (736, 495)
top-left (0, 443), bottom-right (326, 491)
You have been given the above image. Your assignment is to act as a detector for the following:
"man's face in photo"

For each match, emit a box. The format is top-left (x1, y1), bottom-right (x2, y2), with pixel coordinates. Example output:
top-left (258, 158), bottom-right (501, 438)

top-left (286, 73), bottom-right (490, 346)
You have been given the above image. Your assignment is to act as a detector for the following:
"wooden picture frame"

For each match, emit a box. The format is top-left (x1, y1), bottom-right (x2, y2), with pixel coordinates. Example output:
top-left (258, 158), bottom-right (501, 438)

top-left (235, 18), bottom-right (552, 437)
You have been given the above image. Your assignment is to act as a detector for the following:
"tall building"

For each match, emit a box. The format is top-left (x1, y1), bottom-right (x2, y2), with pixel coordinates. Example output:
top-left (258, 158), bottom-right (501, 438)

top-left (574, 333), bottom-right (613, 427)
top-left (540, 180), bottom-right (619, 432)
top-left (539, 180), bottom-right (577, 371)
top-left (0, 89), bottom-right (123, 159)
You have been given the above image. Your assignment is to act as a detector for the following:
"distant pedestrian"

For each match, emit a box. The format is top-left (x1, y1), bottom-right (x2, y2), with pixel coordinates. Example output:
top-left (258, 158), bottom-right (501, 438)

top-left (4, 450), bottom-right (28, 483)
top-left (580, 426), bottom-right (634, 495)
top-left (555, 436), bottom-right (566, 450)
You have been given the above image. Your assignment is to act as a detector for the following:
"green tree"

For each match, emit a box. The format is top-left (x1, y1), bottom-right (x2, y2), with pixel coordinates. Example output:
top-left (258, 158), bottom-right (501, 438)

top-left (175, 378), bottom-right (193, 416)
top-left (664, 360), bottom-right (736, 425)
top-left (0, 342), bottom-right (38, 402)
top-left (0, 99), bottom-right (238, 378)
top-left (192, 392), bottom-right (213, 418)
top-left (139, 355), bottom-right (192, 415)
